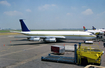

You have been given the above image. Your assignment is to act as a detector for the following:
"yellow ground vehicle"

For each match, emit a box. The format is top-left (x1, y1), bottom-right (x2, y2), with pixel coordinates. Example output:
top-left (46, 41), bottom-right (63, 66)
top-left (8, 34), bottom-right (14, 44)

top-left (77, 43), bottom-right (104, 65)
top-left (41, 43), bottom-right (104, 65)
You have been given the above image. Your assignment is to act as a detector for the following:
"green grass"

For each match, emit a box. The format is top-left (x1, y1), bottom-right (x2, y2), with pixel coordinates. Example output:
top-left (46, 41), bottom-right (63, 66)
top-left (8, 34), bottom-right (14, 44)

top-left (0, 30), bottom-right (18, 35)
top-left (0, 30), bottom-right (10, 33)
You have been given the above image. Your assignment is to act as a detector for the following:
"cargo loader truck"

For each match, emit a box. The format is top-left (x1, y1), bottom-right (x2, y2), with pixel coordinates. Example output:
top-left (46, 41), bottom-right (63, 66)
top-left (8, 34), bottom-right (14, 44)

top-left (41, 43), bottom-right (104, 65)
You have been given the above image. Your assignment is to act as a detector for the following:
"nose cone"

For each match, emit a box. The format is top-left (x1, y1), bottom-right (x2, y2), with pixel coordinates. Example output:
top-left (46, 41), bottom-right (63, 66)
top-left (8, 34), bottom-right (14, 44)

top-left (100, 32), bottom-right (104, 34)
top-left (92, 35), bottom-right (96, 39)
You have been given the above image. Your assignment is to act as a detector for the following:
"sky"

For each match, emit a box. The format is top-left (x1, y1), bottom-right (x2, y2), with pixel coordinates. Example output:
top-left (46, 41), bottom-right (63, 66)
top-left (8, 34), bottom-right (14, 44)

top-left (0, 0), bottom-right (105, 30)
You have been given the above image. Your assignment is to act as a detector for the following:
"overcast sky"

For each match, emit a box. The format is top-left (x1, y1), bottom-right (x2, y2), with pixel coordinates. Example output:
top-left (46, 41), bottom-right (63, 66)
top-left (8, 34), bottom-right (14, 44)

top-left (0, 0), bottom-right (105, 29)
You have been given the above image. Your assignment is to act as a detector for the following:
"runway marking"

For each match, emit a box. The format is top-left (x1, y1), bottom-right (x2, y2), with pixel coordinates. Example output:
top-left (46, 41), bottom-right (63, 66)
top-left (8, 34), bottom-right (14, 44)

top-left (0, 35), bottom-right (14, 39)
top-left (0, 50), bottom-right (6, 52)
top-left (3, 50), bottom-right (6, 51)
top-left (8, 48), bottom-right (10, 49)
top-left (0, 45), bottom-right (48, 57)
top-left (5, 51), bottom-right (50, 68)
top-left (0, 46), bottom-right (13, 53)
top-left (8, 36), bottom-right (14, 37)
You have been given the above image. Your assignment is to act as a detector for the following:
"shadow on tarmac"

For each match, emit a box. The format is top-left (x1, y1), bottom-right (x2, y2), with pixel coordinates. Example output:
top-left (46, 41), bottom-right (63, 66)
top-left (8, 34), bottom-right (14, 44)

top-left (9, 39), bottom-right (84, 46)
top-left (11, 39), bottom-right (84, 43)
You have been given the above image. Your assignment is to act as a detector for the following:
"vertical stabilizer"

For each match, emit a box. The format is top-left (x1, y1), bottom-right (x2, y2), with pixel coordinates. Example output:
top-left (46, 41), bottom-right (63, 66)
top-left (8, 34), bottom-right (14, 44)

top-left (92, 26), bottom-right (96, 30)
top-left (19, 19), bottom-right (30, 31)
top-left (83, 26), bottom-right (87, 31)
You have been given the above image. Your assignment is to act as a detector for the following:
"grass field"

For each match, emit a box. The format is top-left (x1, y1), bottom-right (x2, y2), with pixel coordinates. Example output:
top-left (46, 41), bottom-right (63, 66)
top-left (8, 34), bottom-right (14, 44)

top-left (0, 30), bottom-right (10, 33)
top-left (0, 30), bottom-right (19, 35)
top-left (0, 33), bottom-right (18, 35)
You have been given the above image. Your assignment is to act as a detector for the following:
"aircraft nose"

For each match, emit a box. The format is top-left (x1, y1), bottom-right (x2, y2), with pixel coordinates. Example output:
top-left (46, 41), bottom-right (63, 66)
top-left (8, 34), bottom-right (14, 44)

top-left (93, 35), bottom-right (96, 39)
top-left (100, 32), bottom-right (104, 34)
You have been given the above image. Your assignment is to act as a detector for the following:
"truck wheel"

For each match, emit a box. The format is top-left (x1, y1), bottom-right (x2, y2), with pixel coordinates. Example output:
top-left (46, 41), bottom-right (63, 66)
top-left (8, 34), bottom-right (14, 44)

top-left (81, 58), bottom-right (88, 65)
top-left (97, 63), bottom-right (101, 66)
top-left (97, 60), bottom-right (101, 66)
top-left (94, 59), bottom-right (101, 66)
top-left (27, 38), bottom-right (30, 41)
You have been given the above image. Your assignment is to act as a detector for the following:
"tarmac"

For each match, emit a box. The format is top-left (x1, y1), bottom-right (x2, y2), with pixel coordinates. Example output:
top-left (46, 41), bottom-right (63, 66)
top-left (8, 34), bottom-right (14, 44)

top-left (0, 34), bottom-right (105, 68)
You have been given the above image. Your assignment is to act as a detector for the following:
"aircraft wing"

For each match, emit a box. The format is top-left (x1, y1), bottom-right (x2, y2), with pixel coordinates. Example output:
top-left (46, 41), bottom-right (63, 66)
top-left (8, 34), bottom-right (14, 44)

top-left (14, 36), bottom-right (66, 42)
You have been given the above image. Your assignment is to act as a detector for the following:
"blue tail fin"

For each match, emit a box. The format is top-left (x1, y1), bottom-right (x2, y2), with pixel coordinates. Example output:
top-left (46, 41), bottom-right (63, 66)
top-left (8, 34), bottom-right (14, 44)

top-left (19, 19), bottom-right (30, 31)
top-left (92, 26), bottom-right (96, 30)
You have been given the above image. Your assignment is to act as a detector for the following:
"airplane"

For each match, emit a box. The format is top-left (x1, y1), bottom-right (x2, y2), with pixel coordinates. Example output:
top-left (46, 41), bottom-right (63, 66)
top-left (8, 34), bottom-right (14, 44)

top-left (92, 26), bottom-right (105, 33)
top-left (14, 19), bottom-right (96, 43)
top-left (92, 26), bottom-right (96, 30)
top-left (83, 26), bottom-right (104, 35)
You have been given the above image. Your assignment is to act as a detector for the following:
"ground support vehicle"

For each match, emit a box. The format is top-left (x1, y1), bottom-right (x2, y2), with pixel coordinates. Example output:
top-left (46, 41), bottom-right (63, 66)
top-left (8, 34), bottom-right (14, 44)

top-left (77, 43), bottom-right (104, 65)
top-left (41, 43), bottom-right (104, 65)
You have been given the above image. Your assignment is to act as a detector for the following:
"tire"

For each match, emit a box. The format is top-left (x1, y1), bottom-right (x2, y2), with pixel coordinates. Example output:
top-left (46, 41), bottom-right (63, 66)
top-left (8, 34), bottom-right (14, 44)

top-left (81, 58), bottom-right (88, 65)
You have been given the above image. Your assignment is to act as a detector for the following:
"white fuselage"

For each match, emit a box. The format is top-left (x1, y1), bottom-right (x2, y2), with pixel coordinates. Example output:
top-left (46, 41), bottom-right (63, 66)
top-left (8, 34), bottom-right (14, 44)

top-left (86, 30), bottom-right (104, 35)
top-left (97, 29), bottom-right (105, 33)
top-left (20, 31), bottom-right (96, 40)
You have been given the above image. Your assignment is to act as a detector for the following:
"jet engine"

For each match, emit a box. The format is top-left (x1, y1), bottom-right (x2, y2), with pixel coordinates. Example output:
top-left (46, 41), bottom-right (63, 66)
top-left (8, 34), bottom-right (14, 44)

top-left (28, 37), bottom-right (41, 41)
top-left (97, 35), bottom-right (103, 39)
top-left (45, 37), bottom-right (56, 42)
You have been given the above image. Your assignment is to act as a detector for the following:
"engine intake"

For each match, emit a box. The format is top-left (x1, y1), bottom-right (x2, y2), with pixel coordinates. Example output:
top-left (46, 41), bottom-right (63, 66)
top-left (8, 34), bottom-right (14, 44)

top-left (29, 37), bottom-right (40, 41)
top-left (45, 38), bottom-right (56, 42)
